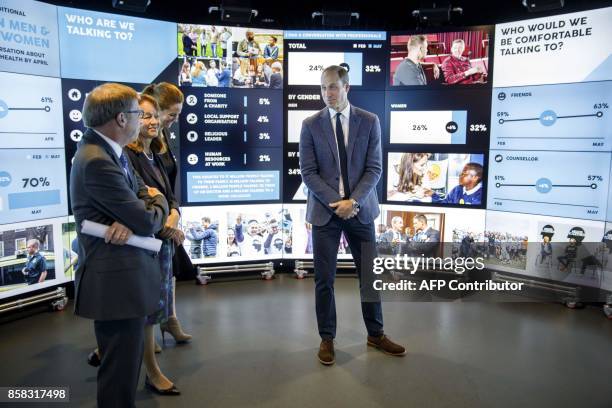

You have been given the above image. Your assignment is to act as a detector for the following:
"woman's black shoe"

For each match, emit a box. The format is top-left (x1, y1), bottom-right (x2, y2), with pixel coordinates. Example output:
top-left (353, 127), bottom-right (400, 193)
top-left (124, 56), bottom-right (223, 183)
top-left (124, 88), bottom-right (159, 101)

top-left (145, 376), bottom-right (180, 396)
top-left (87, 351), bottom-right (101, 368)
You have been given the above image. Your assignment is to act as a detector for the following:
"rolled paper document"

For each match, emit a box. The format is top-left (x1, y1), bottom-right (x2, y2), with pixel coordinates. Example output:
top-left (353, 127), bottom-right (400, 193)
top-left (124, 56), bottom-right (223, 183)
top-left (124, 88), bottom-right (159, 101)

top-left (81, 220), bottom-right (162, 253)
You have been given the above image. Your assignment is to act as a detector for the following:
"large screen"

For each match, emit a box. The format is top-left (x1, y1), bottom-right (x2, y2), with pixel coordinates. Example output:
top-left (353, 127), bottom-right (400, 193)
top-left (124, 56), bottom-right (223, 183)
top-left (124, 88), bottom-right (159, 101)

top-left (1, 0), bottom-right (611, 302)
top-left (486, 7), bottom-right (612, 285)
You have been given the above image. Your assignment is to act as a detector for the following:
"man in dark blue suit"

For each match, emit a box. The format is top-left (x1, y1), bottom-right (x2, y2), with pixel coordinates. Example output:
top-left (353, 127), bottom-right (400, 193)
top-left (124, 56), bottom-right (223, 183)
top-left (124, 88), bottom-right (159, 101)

top-left (406, 214), bottom-right (441, 257)
top-left (299, 66), bottom-right (405, 365)
top-left (71, 83), bottom-right (169, 407)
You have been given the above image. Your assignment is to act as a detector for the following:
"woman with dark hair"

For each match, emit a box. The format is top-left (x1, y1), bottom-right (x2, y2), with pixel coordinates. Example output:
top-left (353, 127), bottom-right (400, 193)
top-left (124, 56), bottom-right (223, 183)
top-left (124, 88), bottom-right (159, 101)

top-left (125, 94), bottom-right (182, 395)
top-left (142, 82), bottom-right (193, 344)
top-left (227, 228), bottom-right (241, 257)
top-left (388, 152), bottom-right (432, 201)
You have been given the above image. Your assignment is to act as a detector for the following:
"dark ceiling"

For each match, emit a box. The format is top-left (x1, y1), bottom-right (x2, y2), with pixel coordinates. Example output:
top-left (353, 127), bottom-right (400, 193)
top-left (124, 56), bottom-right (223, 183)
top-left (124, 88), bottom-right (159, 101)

top-left (41, 0), bottom-right (612, 30)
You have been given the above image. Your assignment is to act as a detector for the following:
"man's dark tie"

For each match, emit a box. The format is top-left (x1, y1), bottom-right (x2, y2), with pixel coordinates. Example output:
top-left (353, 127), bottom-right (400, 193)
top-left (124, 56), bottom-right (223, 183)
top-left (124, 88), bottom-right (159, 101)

top-left (335, 112), bottom-right (350, 199)
top-left (119, 152), bottom-right (133, 187)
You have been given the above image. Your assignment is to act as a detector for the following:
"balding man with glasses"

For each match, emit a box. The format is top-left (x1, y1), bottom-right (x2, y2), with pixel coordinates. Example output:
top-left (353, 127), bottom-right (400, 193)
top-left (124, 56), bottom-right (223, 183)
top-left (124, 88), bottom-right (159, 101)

top-left (70, 83), bottom-right (169, 408)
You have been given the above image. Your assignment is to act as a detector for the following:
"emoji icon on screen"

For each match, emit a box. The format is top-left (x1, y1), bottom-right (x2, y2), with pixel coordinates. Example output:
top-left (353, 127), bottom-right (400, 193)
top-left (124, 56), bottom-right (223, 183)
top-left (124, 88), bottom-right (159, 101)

top-left (69, 110), bottom-right (82, 122)
top-left (187, 154), bottom-right (198, 165)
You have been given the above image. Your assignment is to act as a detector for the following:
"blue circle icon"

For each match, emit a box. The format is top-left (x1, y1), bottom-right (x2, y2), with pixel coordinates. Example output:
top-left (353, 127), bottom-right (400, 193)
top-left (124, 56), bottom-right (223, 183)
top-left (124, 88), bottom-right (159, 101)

top-left (0, 99), bottom-right (8, 119)
top-left (0, 171), bottom-right (12, 187)
top-left (535, 178), bottom-right (552, 193)
top-left (539, 110), bottom-right (557, 126)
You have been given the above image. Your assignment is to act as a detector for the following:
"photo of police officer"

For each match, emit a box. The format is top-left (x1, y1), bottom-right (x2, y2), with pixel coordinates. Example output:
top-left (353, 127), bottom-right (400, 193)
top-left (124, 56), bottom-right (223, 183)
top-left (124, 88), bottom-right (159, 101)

top-left (22, 239), bottom-right (48, 285)
top-left (537, 225), bottom-right (555, 269)
top-left (0, 224), bottom-right (56, 290)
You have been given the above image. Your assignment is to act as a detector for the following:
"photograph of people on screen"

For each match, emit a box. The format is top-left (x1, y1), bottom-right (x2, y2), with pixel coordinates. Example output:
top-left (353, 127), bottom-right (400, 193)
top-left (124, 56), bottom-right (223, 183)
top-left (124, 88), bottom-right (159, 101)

top-left (178, 57), bottom-right (232, 87)
top-left (0, 225), bottom-right (56, 291)
top-left (232, 28), bottom-right (283, 89)
top-left (281, 206), bottom-right (352, 258)
top-left (183, 217), bottom-right (220, 260)
top-left (451, 228), bottom-right (485, 259)
top-left (387, 153), bottom-right (484, 205)
top-left (376, 211), bottom-right (443, 258)
top-left (228, 209), bottom-right (292, 257)
top-left (551, 226), bottom-right (603, 278)
top-left (390, 30), bottom-right (490, 86)
top-left (484, 230), bottom-right (528, 270)
top-left (178, 24), bottom-right (233, 58)
top-left (177, 25), bottom-right (283, 89)
top-left (62, 221), bottom-right (78, 282)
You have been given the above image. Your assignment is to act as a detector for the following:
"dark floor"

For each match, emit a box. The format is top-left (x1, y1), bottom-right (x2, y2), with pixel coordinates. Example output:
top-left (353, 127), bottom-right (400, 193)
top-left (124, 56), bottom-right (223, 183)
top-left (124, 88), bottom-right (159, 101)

top-left (1, 275), bottom-right (612, 408)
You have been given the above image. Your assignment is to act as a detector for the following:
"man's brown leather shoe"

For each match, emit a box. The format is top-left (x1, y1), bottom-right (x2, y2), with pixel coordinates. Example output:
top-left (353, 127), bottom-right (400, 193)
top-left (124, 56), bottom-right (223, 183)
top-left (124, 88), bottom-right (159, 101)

top-left (367, 335), bottom-right (406, 356)
top-left (318, 339), bottom-right (335, 365)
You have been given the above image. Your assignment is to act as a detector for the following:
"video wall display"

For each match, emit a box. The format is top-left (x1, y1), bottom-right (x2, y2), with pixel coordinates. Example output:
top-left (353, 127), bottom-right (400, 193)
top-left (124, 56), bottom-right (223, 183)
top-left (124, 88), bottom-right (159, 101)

top-left (1, 0), bottom-right (612, 301)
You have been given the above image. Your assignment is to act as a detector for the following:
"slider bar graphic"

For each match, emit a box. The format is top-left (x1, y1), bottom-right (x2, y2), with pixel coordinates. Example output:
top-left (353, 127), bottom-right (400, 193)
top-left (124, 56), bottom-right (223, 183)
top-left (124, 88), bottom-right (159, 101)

top-left (8, 107), bottom-right (48, 111)
top-left (502, 113), bottom-right (601, 122)
top-left (497, 136), bottom-right (604, 139)
top-left (496, 184), bottom-right (593, 188)
top-left (491, 197), bottom-right (598, 208)
top-left (0, 132), bottom-right (57, 134)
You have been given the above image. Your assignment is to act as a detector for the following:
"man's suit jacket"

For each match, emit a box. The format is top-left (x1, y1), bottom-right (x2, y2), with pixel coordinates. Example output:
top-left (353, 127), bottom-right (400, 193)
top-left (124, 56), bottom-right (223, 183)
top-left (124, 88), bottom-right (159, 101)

top-left (420, 227), bottom-right (441, 243)
top-left (379, 230), bottom-right (408, 255)
top-left (407, 227), bottom-right (441, 257)
top-left (70, 129), bottom-right (169, 321)
top-left (299, 106), bottom-right (382, 226)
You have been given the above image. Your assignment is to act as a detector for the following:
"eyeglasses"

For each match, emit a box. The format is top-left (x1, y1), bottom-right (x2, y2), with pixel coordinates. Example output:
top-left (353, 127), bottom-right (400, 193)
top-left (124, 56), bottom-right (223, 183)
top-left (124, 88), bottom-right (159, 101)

top-left (123, 109), bottom-right (144, 118)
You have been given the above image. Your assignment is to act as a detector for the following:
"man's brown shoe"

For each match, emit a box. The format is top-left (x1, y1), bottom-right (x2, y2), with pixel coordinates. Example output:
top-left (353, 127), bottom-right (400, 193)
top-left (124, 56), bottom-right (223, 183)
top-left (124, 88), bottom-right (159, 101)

top-left (318, 339), bottom-right (335, 365)
top-left (367, 335), bottom-right (406, 356)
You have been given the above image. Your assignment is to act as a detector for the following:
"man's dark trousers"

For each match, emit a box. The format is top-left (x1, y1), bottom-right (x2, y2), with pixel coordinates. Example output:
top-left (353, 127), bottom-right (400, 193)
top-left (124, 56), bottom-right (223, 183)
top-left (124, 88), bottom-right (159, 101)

top-left (312, 214), bottom-right (383, 340)
top-left (94, 317), bottom-right (145, 408)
